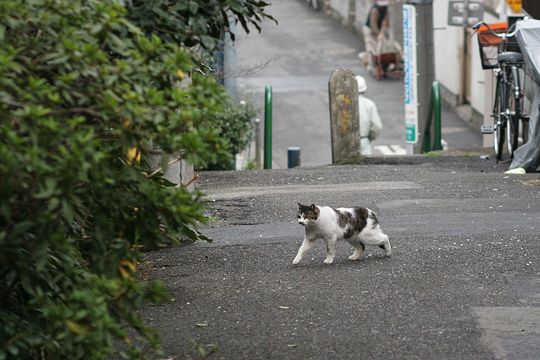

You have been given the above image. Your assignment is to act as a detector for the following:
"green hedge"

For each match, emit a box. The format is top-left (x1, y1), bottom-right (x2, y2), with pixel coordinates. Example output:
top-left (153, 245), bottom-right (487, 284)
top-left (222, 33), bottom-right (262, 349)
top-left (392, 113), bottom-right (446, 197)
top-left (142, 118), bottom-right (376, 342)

top-left (0, 0), bottom-right (271, 358)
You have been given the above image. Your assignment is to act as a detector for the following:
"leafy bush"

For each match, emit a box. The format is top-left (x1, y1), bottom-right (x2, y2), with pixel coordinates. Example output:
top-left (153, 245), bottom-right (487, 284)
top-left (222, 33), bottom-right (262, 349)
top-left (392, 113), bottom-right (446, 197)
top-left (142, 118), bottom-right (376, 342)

top-left (206, 99), bottom-right (258, 170)
top-left (0, 0), bottom-right (270, 358)
top-left (126, 0), bottom-right (276, 50)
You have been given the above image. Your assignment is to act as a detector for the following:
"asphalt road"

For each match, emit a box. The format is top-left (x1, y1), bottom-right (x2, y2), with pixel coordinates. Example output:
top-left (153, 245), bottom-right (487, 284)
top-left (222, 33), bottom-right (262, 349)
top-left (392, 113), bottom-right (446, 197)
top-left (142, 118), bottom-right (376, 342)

top-left (234, 0), bottom-right (482, 168)
top-left (142, 156), bottom-right (540, 359)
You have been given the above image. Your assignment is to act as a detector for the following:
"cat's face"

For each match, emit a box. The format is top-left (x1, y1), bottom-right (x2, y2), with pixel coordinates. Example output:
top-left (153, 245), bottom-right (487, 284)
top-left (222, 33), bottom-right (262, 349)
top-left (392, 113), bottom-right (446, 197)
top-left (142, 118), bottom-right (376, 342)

top-left (297, 203), bottom-right (320, 226)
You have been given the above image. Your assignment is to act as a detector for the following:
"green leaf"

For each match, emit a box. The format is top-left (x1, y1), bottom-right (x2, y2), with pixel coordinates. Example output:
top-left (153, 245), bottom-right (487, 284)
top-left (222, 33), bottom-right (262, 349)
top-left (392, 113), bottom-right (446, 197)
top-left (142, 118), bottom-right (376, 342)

top-left (62, 199), bottom-right (74, 225)
top-left (199, 35), bottom-right (216, 50)
top-left (67, 320), bottom-right (88, 335)
top-left (34, 178), bottom-right (58, 199)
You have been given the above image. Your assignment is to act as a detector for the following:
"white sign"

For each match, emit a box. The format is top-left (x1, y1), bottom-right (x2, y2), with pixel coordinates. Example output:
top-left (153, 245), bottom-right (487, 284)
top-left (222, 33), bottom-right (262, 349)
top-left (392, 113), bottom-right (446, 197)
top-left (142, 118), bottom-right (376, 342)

top-left (403, 4), bottom-right (418, 144)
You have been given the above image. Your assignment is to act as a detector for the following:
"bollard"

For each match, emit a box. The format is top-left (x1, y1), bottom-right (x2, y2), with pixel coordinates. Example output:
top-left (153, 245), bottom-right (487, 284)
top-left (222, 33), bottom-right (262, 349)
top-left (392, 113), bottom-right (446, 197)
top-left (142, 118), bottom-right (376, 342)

top-left (432, 81), bottom-right (442, 151)
top-left (287, 147), bottom-right (301, 168)
top-left (328, 69), bottom-right (361, 164)
top-left (264, 85), bottom-right (273, 169)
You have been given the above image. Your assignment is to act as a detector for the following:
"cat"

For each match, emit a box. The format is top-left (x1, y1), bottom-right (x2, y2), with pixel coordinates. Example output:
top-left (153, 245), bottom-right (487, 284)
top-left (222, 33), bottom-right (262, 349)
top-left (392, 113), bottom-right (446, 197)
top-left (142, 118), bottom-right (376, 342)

top-left (293, 202), bottom-right (391, 265)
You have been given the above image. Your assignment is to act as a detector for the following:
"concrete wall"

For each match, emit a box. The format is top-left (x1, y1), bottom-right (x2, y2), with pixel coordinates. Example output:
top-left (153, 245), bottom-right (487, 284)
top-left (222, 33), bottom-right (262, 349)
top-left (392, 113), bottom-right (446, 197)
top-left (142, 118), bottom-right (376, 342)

top-left (321, 0), bottom-right (399, 43)
top-left (433, 3), bottom-right (462, 100)
top-left (353, 0), bottom-right (371, 32)
top-left (321, 0), bottom-right (370, 31)
top-left (328, 0), bottom-right (350, 23)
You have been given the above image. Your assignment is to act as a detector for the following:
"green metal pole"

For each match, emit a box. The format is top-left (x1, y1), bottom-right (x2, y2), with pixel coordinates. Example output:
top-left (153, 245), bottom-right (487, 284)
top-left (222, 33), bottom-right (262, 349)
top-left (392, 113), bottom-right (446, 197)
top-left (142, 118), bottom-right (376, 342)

top-left (432, 81), bottom-right (442, 151)
top-left (264, 85), bottom-right (273, 169)
top-left (422, 103), bottom-right (433, 153)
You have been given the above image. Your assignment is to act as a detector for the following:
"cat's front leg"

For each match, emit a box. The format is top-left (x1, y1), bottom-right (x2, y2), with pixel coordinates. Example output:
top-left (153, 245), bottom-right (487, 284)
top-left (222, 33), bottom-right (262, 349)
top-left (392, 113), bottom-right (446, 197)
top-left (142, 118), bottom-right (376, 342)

top-left (323, 236), bottom-right (337, 264)
top-left (293, 237), bottom-right (315, 264)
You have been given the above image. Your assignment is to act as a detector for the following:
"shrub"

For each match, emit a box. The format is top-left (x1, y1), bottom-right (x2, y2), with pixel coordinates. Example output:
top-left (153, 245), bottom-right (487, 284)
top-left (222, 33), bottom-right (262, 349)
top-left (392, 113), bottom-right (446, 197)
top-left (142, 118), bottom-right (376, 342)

top-left (206, 98), bottom-right (258, 170)
top-left (0, 0), bottom-right (264, 358)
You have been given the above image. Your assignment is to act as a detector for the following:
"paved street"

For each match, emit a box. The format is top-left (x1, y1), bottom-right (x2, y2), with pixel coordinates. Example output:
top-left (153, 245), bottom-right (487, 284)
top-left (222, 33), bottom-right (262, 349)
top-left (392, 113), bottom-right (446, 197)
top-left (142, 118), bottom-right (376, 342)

top-left (234, 0), bottom-right (481, 168)
top-left (142, 156), bottom-right (540, 359)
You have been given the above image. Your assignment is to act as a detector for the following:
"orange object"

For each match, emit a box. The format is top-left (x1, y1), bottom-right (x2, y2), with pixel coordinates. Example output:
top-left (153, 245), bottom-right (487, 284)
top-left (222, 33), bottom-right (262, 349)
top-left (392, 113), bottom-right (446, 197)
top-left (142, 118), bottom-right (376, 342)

top-left (476, 23), bottom-right (514, 69)
top-left (506, 0), bottom-right (522, 14)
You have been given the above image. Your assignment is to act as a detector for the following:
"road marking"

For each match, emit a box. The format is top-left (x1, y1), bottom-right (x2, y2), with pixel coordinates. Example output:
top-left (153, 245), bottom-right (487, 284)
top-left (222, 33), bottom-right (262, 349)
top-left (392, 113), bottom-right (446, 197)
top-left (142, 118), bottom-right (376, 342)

top-left (374, 144), bottom-right (407, 155)
top-left (206, 181), bottom-right (420, 200)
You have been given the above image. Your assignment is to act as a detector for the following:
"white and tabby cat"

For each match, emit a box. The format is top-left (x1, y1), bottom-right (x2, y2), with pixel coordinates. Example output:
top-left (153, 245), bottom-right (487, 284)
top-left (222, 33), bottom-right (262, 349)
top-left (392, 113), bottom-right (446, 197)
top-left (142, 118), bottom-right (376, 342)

top-left (293, 202), bottom-right (391, 265)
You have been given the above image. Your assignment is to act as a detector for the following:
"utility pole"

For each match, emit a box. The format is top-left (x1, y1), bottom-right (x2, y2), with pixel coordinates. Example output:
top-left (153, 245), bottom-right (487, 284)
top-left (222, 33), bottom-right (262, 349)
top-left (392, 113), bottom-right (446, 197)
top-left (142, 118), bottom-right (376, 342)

top-left (403, 0), bottom-right (435, 154)
top-left (460, 0), bottom-right (469, 105)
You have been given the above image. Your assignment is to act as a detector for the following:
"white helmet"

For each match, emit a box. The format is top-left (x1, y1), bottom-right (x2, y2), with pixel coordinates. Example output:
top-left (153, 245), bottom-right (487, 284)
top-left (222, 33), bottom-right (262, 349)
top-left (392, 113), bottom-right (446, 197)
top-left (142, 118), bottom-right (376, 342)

top-left (356, 75), bottom-right (367, 93)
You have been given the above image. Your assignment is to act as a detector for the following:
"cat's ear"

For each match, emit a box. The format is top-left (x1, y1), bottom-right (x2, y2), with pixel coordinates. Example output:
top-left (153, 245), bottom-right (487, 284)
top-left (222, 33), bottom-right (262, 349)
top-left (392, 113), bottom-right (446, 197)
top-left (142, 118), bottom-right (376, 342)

top-left (309, 204), bottom-right (316, 210)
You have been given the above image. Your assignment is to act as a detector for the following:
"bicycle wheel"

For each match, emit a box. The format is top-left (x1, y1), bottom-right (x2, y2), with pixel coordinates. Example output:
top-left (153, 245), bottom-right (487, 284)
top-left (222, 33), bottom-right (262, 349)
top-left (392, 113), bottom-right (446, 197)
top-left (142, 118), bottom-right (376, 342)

top-left (493, 80), bottom-right (506, 161)
top-left (506, 71), bottom-right (521, 158)
top-left (507, 97), bottom-right (519, 157)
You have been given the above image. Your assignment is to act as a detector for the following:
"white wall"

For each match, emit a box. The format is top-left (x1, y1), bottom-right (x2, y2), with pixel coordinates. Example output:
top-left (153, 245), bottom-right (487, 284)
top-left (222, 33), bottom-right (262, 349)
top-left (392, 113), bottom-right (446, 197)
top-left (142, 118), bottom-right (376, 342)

top-left (329, 0), bottom-right (350, 22)
top-left (354, 0), bottom-right (371, 31)
top-left (470, 12), bottom-right (500, 117)
top-left (433, 0), bottom-right (463, 99)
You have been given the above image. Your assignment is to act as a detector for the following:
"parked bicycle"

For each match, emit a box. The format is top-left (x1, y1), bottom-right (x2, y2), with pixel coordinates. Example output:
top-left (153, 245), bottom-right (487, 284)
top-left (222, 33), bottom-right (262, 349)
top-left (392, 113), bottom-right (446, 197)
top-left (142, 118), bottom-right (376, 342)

top-left (473, 20), bottom-right (528, 161)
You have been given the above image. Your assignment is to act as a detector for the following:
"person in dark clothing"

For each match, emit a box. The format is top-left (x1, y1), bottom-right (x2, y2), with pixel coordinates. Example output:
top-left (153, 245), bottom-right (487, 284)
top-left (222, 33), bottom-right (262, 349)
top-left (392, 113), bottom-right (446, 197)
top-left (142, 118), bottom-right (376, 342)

top-left (360, 0), bottom-right (389, 70)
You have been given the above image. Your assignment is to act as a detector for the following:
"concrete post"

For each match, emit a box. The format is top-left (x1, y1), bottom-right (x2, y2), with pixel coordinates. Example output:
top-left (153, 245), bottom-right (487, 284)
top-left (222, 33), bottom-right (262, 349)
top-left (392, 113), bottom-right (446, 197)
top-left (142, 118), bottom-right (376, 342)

top-left (224, 13), bottom-right (237, 98)
top-left (328, 68), bottom-right (361, 164)
top-left (404, 0), bottom-right (435, 154)
top-left (149, 75), bottom-right (196, 191)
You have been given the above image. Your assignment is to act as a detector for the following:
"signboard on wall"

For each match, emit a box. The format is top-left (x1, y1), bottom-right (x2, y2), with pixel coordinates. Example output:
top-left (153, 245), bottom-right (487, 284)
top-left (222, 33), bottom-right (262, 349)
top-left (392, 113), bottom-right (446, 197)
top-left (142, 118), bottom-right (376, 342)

top-left (448, 0), bottom-right (484, 27)
top-left (403, 4), bottom-right (417, 144)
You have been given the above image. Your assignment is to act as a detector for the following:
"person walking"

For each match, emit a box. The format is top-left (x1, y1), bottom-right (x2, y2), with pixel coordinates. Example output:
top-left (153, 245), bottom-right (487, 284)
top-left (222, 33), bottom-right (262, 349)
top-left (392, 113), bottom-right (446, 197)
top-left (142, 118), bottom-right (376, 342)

top-left (356, 75), bottom-right (383, 155)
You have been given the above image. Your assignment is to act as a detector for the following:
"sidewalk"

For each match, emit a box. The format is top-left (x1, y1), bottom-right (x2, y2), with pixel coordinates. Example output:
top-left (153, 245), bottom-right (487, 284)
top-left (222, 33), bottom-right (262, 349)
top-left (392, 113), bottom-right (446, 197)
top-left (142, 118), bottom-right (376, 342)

top-left (142, 156), bottom-right (540, 359)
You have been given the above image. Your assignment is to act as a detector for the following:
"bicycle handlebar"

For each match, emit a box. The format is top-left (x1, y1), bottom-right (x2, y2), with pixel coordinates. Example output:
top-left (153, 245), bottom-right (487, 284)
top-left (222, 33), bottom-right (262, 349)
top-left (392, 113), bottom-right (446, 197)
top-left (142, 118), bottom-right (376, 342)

top-left (472, 21), bottom-right (519, 39)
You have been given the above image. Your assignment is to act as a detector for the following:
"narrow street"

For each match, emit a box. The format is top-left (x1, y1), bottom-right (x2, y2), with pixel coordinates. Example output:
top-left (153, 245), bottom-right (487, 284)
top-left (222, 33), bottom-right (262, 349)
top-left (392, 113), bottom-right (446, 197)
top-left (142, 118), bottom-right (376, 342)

top-left (142, 157), bottom-right (540, 359)
top-left (235, 0), bottom-right (482, 168)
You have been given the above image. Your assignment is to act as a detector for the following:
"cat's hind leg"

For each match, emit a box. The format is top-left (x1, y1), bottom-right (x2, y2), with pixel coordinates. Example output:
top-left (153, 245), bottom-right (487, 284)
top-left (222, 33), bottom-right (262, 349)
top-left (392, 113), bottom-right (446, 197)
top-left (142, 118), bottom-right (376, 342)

top-left (347, 238), bottom-right (365, 261)
top-left (379, 234), bottom-right (392, 257)
top-left (293, 237), bottom-right (316, 264)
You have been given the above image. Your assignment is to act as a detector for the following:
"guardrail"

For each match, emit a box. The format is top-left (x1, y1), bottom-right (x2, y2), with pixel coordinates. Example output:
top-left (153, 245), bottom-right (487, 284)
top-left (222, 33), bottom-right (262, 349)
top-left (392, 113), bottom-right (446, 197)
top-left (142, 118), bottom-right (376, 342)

top-left (422, 80), bottom-right (443, 152)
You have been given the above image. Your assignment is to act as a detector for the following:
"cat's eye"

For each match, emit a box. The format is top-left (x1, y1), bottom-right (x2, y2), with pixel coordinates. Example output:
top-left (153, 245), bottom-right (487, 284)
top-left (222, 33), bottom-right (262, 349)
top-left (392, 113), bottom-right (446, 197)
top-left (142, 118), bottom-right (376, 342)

top-left (297, 215), bottom-right (301, 218)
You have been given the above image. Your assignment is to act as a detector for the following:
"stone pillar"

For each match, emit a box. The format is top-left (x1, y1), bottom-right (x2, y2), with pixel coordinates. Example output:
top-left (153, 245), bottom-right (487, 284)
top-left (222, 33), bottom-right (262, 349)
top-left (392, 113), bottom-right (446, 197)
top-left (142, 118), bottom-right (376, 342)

top-left (148, 153), bottom-right (196, 191)
top-left (148, 75), bottom-right (196, 191)
top-left (328, 68), bottom-right (361, 164)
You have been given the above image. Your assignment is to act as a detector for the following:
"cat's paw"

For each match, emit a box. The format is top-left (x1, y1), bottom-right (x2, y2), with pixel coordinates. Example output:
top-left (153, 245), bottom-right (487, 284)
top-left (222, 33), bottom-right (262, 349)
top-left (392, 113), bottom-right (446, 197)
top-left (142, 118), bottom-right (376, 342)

top-left (323, 258), bottom-right (334, 265)
top-left (292, 258), bottom-right (301, 265)
top-left (348, 254), bottom-right (361, 261)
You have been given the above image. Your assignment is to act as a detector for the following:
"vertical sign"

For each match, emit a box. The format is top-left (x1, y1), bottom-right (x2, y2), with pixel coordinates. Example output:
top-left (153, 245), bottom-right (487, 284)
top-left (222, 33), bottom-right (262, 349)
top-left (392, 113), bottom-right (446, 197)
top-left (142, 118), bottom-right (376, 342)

top-left (403, 4), bottom-right (418, 144)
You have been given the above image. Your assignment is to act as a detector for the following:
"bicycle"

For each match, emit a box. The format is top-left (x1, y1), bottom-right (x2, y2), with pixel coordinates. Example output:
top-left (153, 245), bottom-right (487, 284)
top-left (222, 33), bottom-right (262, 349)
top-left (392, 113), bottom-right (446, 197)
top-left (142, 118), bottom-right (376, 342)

top-left (473, 20), bottom-right (528, 161)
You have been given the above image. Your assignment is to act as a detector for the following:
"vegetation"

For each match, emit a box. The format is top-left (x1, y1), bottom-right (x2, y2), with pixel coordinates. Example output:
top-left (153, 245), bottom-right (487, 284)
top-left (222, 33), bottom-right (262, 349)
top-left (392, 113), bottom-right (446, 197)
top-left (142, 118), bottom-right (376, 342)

top-left (207, 99), bottom-right (258, 170)
top-left (0, 0), bottom-right (272, 358)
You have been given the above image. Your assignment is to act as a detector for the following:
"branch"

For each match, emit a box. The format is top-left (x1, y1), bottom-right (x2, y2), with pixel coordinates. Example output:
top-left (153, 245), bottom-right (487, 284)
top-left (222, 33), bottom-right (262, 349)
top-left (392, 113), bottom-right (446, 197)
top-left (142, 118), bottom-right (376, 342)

top-left (176, 173), bottom-right (199, 189)
top-left (51, 107), bottom-right (103, 119)
top-left (144, 156), bottom-right (183, 178)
